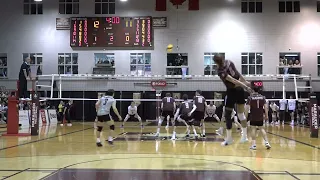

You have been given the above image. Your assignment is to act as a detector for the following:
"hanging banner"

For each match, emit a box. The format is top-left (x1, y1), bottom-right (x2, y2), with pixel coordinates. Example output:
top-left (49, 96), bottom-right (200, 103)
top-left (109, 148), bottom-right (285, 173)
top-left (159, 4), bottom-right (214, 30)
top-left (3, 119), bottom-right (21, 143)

top-left (214, 92), bottom-right (223, 107)
top-left (133, 93), bottom-right (141, 106)
top-left (152, 17), bottom-right (167, 28)
top-left (38, 109), bottom-right (48, 125)
top-left (56, 18), bottom-right (71, 30)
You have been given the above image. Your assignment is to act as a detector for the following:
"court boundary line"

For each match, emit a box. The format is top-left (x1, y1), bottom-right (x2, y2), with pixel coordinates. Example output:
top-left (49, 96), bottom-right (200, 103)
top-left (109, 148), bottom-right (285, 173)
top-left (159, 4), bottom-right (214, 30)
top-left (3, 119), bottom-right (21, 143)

top-left (1, 168), bottom-right (29, 180)
top-left (0, 127), bottom-right (93, 152)
top-left (285, 171), bottom-right (300, 180)
top-left (266, 131), bottom-right (320, 150)
top-left (39, 156), bottom-right (262, 180)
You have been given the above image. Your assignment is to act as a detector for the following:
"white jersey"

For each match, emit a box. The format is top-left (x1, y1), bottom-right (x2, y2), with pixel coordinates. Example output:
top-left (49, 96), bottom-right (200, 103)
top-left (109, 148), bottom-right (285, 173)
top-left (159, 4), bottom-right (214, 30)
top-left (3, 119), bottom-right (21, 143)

top-left (128, 105), bottom-right (138, 115)
top-left (270, 103), bottom-right (279, 112)
top-left (97, 96), bottom-right (115, 116)
top-left (288, 99), bottom-right (296, 111)
top-left (206, 105), bottom-right (216, 116)
top-left (279, 99), bottom-right (287, 111)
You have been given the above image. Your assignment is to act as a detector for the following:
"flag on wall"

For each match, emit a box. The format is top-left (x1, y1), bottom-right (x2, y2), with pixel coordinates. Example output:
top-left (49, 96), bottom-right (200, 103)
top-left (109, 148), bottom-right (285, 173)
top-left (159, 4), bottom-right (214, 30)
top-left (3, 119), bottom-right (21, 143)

top-left (156, 0), bottom-right (199, 11)
top-left (189, 0), bottom-right (199, 10)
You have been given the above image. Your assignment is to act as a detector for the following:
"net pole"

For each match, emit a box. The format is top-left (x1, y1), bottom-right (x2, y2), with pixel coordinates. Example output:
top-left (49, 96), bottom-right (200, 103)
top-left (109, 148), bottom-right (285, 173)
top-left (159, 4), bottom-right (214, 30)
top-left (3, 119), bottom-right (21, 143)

top-left (156, 90), bottom-right (161, 121)
top-left (294, 74), bottom-right (298, 100)
top-left (59, 75), bottom-right (62, 99)
top-left (282, 74), bottom-right (286, 99)
top-left (50, 74), bottom-right (54, 99)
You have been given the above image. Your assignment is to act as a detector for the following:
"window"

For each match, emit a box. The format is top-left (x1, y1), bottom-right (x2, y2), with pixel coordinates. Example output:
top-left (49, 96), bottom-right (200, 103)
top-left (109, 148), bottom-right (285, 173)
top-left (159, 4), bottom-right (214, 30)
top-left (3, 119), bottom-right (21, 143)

top-left (93, 53), bottom-right (115, 75)
top-left (241, 0), bottom-right (262, 13)
top-left (0, 54), bottom-right (7, 78)
top-left (166, 53), bottom-right (189, 75)
top-left (278, 52), bottom-right (301, 75)
top-left (241, 53), bottom-right (263, 75)
top-left (279, 1), bottom-right (300, 13)
top-left (204, 53), bottom-right (225, 75)
top-left (59, 0), bottom-right (79, 14)
top-left (23, 0), bottom-right (43, 15)
top-left (130, 53), bottom-right (151, 76)
top-left (58, 53), bottom-right (78, 74)
top-left (23, 53), bottom-right (43, 75)
top-left (95, 0), bottom-right (115, 14)
top-left (317, 1), bottom-right (320, 12)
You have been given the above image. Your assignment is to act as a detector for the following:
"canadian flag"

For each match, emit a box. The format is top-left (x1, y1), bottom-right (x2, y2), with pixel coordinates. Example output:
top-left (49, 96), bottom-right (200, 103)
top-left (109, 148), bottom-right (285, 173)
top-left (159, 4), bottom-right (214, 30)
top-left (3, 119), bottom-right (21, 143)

top-left (155, 0), bottom-right (199, 11)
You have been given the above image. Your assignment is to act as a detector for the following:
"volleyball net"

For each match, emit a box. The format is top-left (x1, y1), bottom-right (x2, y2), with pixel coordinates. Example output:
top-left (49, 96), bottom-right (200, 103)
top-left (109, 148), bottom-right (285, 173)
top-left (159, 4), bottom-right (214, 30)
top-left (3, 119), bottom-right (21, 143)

top-left (4, 73), bottom-right (319, 137)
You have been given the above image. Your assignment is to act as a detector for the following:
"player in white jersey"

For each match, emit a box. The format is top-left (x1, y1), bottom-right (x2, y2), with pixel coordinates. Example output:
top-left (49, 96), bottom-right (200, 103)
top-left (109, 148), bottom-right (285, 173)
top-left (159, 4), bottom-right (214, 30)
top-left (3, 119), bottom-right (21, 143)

top-left (269, 101), bottom-right (279, 125)
top-left (288, 95), bottom-right (297, 126)
top-left (95, 89), bottom-right (122, 147)
top-left (122, 101), bottom-right (143, 128)
top-left (205, 101), bottom-right (221, 133)
top-left (278, 99), bottom-right (287, 125)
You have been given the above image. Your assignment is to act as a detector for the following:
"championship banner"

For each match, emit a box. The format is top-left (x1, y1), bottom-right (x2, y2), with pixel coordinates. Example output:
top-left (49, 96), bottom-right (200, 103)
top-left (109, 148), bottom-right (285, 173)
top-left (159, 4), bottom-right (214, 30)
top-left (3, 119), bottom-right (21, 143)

top-left (309, 93), bottom-right (319, 138)
top-left (47, 109), bottom-right (58, 124)
top-left (30, 92), bottom-right (39, 136)
top-left (19, 110), bottom-right (30, 127)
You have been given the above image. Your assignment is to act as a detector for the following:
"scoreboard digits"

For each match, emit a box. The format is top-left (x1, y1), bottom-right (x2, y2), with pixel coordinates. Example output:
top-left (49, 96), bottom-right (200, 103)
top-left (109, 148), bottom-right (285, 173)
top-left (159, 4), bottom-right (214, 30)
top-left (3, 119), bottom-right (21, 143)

top-left (70, 16), bottom-right (153, 48)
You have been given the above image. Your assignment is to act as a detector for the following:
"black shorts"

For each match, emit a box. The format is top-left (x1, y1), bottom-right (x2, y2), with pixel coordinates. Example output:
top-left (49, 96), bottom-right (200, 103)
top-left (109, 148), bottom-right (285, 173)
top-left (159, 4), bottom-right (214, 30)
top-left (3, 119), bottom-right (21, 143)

top-left (97, 114), bottom-right (111, 122)
top-left (250, 120), bottom-right (263, 127)
top-left (194, 111), bottom-right (205, 121)
top-left (162, 111), bottom-right (174, 118)
top-left (225, 87), bottom-right (246, 109)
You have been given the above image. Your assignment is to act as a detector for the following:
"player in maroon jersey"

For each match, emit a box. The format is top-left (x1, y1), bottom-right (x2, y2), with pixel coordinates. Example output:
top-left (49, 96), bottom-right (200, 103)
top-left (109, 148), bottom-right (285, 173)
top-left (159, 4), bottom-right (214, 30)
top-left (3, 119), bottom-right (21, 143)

top-left (213, 55), bottom-right (252, 146)
top-left (155, 93), bottom-right (176, 137)
top-left (247, 82), bottom-right (271, 150)
top-left (172, 94), bottom-right (197, 140)
top-left (193, 90), bottom-right (207, 137)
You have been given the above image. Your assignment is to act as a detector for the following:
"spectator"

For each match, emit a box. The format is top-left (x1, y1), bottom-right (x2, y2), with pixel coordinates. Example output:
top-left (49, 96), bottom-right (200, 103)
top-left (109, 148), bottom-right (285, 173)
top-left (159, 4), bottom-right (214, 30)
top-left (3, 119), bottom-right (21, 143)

top-left (19, 57), bottom-right (31, 99)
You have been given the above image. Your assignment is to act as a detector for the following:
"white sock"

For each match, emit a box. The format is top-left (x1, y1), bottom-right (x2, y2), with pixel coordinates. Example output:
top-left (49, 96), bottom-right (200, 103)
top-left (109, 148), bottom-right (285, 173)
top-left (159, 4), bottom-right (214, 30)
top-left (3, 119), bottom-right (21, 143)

top-left (193, 129), bottom-right (197, 136)
top-left (157, 128), bottom-right (160, 133)
top-left (97, 138), bottom-right (101, 143)
top-left (242, 127), bottom-right (247, 137)
top-left (226, 129), bottom-right (232, 141)
top-left (252, 140), bottom-right (256, 146)
top-left (202, 128), bottom-right (206, 135)
top-left (108, 136), bottom-right (113, 141)
top-left (187, 129), bottom-right (190, 135)
top-left (172, 131), bottom-right (176, 138)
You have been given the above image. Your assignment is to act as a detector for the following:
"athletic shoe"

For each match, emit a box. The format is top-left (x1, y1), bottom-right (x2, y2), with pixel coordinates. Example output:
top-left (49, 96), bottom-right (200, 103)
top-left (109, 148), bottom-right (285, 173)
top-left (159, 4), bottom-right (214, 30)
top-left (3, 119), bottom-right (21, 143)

top-left (201, 134), bottom-right (206, 138)
top-left (250, 145), bottom-right (257, 150)
top-left (165, 125), bottom-right (169, 129)
top-left (240, 136), bottom-right (249, 143)
top-left (96, 142), bottom-right (103, 147)
top-left (265, 142), bottom-right (271, 149)
top-left (171, 136), bottom-right (176, 140)
top-left (60, 124), bottom-right (64, 127)
top-left (154, 132), bottom-right (160, 137)
top-left (282, 121), bottom-right (284, 125)
top-left (67, 123), bottom-right (72, 127)
top-left (221, 139), bottom-right (232, 146)
top-left (108, 141), bottom-right (114, 146)
top-left (185, 134), bottom-right (190, 138)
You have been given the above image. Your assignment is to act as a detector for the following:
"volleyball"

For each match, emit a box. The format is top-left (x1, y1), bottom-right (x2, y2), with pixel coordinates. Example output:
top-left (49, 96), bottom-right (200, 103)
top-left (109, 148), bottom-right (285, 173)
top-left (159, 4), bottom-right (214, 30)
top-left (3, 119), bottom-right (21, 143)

top-left (167, 44), bottom-right (173, 52)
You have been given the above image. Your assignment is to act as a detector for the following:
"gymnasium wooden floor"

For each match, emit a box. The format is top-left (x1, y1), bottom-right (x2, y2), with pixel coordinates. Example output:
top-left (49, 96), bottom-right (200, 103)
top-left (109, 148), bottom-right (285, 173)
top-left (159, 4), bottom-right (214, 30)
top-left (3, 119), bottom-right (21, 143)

top-left (0, 122), bottom-right (319, 180)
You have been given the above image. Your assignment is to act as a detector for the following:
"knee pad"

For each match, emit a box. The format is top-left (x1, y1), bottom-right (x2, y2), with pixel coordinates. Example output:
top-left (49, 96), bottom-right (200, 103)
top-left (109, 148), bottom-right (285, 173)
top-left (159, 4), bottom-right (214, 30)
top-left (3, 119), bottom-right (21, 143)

top-left (158, 118), bottom-right (163, 125)
top-left (225, 109), bottom-right (233, 130)
top-left (110, 125), bottom-right (115, 130)
top-left (97, 126), bottom-right (103, 132)
top-left (238, 112), bottom-right (246, 121)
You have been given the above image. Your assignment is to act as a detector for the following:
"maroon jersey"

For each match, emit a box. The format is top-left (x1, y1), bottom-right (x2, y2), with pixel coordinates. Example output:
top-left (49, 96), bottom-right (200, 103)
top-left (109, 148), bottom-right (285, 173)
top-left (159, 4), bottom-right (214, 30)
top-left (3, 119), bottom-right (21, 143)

top-left (217, 60), bottom-right (241, 89)
top-left (247, 93), bottom-right (266, 122)
top-left (193, 95), bottom-right (206, 112)
top-left (179, 102), bottom-right (194, 116)
top-left (162, 97), bottom-right (175, 111)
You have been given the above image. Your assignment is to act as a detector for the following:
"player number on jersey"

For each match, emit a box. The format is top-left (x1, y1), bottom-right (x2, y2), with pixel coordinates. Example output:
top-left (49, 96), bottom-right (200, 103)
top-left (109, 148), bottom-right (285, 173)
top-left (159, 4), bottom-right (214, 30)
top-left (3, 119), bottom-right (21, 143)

top-left (167, 97), bottom-right (170, 103)
top-left (198, 97), bottom-right (203, 103)
top-left (103, 98), bottom-right (108, 105)
top-left (185, 103), bottom-right (189, 109)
